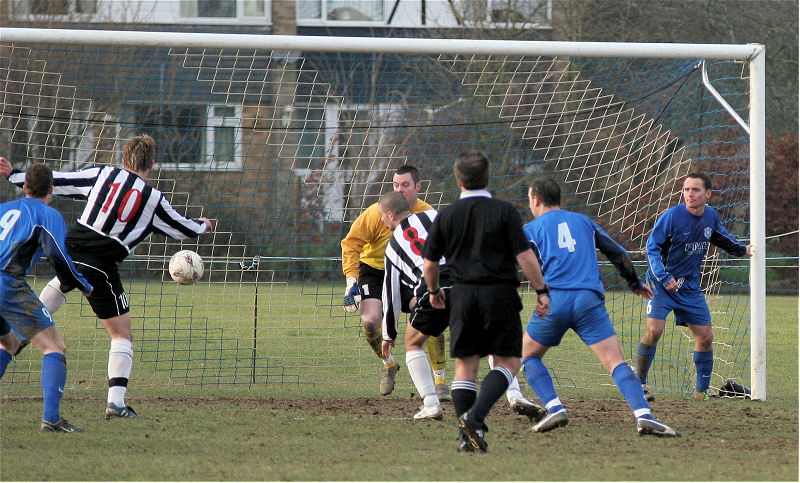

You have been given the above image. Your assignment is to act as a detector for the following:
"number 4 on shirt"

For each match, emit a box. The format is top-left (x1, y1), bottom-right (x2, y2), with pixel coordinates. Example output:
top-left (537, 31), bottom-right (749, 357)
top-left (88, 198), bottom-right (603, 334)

top-left (558, 222), bottom-right (576, 252)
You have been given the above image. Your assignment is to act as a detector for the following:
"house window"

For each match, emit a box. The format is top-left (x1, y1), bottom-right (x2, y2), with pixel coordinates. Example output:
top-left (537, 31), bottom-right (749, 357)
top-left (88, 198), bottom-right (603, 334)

top-left (298, 0), bottom-right (384, 23)
top-left (124, 103), bottom-right (241, 170)
top-left (11, 0), bottom-right (97, 15)
top-left (459, 0), bottom-right (549, 25)
top-left (180, 0), bottom-right (265, 18)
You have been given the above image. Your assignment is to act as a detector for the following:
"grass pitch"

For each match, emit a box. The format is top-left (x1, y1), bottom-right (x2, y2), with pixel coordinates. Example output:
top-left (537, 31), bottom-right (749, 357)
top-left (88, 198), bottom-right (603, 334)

top-left (0, 295), bottom-right (797, 481)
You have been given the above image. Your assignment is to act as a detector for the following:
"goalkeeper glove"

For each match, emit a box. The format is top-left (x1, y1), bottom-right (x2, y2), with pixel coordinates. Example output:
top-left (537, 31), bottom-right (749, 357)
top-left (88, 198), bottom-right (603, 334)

top-left (343, 276), bottom-right (361, 314)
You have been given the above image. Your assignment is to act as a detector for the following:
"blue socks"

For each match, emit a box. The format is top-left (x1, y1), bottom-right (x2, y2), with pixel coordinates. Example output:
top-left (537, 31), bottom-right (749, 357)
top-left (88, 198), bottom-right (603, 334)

top-left (0, 348), bottom-right (11, 379)
top-left (41, 352), bottom-right (67, 423)
top-left (694, 350), bottom-right (713, 392)
top-left (612, 362), bottom-right (653, 420)
top-left (522, 357), bottom-right (564, 413)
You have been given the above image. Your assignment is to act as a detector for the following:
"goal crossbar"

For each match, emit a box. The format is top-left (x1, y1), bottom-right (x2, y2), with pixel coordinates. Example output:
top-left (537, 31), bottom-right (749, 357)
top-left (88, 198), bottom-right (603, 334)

top-left (1, 27), bottom-right (763, 60)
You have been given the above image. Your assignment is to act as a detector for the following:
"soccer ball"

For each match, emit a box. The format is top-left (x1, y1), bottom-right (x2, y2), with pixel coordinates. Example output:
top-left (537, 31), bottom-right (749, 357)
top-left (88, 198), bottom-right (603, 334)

top-left (169, 250), bottom-right (204, 285)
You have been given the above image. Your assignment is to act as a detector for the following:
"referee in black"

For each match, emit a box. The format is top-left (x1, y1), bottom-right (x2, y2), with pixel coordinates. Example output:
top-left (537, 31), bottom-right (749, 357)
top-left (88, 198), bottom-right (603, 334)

top-left (423, 151), bottom-right (550, 453)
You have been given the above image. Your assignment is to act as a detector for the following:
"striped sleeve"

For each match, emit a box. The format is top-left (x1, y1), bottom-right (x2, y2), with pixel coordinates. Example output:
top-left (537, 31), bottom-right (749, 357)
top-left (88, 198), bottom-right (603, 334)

top-left (8, 166), bottom-right (100, 199)
top-left (151, 195), bottom-right (207, 240)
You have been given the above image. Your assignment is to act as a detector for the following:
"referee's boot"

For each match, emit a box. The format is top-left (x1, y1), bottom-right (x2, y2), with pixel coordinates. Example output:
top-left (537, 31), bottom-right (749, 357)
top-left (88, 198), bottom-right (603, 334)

top-left (458, 412), bottom-right (488, 453)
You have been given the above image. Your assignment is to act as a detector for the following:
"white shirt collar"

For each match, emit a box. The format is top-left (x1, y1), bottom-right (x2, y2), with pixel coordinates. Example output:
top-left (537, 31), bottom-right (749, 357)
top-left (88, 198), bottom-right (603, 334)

top-left (460, 189), bottom-right (492, 199)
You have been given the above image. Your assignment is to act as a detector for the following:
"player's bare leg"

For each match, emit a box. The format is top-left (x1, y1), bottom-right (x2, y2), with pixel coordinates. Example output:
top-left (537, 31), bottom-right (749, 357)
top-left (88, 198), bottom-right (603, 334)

top-left (360, 298), bottom-right (398, 395)
top-left (636, 317), bottom-right (666, 401)
top-left (0, 330), bottom-right (22, 378)
top-left (101, 313), bottom-right (139, 418)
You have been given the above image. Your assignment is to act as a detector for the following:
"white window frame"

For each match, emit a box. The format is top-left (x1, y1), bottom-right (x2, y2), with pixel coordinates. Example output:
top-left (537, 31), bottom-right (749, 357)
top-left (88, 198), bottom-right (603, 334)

top-left (297, 0), bottom-right (387, 27)
top-left (449, 0), bottom-right (551, 29)
top-left (8, 0), bottom-right (98, 20)
top-left (177, 0), bottom-right (271, 24)
top-left (203, 104), bottom-right (243, 170)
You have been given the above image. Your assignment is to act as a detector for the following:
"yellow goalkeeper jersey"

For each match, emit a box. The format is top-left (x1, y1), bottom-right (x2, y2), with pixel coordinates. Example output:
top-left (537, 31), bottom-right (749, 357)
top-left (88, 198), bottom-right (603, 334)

top-left (341, 198), bottom-right (433, 279)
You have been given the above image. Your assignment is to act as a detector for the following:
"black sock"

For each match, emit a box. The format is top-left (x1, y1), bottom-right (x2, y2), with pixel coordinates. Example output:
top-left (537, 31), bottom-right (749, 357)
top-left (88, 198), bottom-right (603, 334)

top-left (451, 380), bottom-right (478, 419)
top-left (470, 369), bottom-right (511, 425)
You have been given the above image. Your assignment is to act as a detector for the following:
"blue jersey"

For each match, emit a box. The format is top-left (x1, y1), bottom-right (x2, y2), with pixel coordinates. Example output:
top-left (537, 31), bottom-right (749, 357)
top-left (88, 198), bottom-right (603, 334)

top-left (647, 204), bottom-right (747, 291)
top-left (0, 197), bottom-right (91, 292)
top-left (523, 209), bottom-right (642, 296)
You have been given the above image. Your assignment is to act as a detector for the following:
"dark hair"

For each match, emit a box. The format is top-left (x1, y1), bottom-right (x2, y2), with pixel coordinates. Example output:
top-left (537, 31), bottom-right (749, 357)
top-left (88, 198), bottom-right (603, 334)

top-left (686, 172), bottom-right (712, 191)
top-left (454, 151), bottom-right (489, 190)
top-left (24, 163), bottom-right (53, 198)
top-left (379, 191), bottom-right (410, 216)
top-left (395, 165), bottom-right (420, 184)
top-left (530, 178), bottom-right (561, 207)
top-left (123, 134), bottom-right (156, 172)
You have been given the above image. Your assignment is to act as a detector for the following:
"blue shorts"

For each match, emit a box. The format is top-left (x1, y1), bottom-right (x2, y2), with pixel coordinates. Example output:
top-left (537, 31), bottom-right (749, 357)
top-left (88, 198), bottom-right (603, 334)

top-left (526, 289), bottom-right (616, 347)
top-left (645, 278), bottom-right (711, 327)
top-left (0, 272), bottom-right (55, 340)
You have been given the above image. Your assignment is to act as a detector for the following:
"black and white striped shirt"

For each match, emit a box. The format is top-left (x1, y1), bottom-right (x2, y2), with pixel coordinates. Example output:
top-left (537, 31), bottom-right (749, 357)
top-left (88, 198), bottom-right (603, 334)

top-left (9, 166), bottom-right (206, 260)
top-left (381, 209), bottom-right (449, 341)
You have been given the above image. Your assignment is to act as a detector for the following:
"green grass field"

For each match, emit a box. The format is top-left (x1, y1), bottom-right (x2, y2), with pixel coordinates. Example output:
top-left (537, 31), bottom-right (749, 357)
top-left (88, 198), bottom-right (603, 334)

top-left (0, 294), bottom-right (797, 481)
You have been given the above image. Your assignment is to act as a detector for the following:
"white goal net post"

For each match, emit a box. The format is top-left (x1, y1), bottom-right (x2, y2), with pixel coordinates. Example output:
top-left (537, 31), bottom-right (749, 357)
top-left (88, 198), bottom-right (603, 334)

top-left (0, 28), bottom-right (766, 399)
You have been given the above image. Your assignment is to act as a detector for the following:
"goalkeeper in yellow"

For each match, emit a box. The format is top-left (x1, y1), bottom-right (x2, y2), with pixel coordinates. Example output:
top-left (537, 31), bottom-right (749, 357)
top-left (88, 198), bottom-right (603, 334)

top-left (341, 165), bottom-right (449, 398)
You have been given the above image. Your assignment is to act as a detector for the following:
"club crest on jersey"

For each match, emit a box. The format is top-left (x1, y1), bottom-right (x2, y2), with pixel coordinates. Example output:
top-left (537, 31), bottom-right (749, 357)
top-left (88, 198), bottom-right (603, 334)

top-left (704, 227), bottom-right (712, 239)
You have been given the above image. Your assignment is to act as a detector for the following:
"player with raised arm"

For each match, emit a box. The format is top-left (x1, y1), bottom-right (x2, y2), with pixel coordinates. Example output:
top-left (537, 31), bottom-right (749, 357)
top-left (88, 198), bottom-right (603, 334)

top-left (0, 134), bottom-right (213, 419)
top-left (341, 165), bottom-right (449, 398)
top-left (379, 192), bottom-right (545, 421)
top-left (423, 151), bottom-right (550, 453)
top-left (0, 164), bottom-right (93, 432)
top-left (635, 173), bottom-right (752, 401)
top-left (521, 178), bottom-right (678, 437)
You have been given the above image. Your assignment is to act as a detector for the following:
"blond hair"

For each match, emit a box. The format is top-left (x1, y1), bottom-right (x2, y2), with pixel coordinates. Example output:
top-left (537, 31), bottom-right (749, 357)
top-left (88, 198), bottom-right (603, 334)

top-left (123, 134), bottom-right (156, 172)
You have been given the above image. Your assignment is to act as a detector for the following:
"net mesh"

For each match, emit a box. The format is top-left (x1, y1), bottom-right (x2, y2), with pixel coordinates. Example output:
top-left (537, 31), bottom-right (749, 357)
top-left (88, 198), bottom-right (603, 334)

top-left (0, 36), bottom-right (751, 396)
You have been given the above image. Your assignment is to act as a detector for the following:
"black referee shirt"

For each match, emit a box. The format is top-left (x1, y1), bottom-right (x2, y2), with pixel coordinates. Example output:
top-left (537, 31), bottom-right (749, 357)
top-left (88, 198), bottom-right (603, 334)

top-left (424, 191), bottom-right (530, 285)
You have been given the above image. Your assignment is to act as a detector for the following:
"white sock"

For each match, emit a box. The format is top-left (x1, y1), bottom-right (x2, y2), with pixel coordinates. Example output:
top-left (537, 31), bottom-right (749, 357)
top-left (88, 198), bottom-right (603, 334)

top-left (488, 355), bottom-right (524, 402)
top-left (383, 354), bottom-right (395, 367)
top-left (39, 278), bottom-right (67, 314)
top-left (406, 349), bottom-right (437, 402)
top-left (107, 338), bottom-right (133, 406)
top-left (433, 369), bottom-right (446, 385)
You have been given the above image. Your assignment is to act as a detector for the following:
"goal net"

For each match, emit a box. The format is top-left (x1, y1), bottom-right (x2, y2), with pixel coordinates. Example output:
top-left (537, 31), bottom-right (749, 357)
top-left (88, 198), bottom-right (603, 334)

top-left (0, 29), bottom-right (765, 399)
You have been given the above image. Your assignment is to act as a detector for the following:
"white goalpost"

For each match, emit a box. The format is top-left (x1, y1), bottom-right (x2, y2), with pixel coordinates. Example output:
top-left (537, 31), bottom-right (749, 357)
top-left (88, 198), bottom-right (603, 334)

top-left (0, 28), bottom-right (766, 400)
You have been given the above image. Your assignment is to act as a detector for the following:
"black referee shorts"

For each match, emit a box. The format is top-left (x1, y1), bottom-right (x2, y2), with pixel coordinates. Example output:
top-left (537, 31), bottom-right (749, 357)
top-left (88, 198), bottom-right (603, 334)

top-left (409, 288), bottom-right (451, 338)
top-left (69, 252), bottom-right (130, 320)
top-left (448, 283), bottom-right (523, 359)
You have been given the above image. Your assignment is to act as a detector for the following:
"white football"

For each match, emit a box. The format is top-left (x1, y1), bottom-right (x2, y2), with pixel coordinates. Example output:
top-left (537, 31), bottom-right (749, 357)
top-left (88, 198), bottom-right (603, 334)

top-left (169, 250), bottom-right (204, 285)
